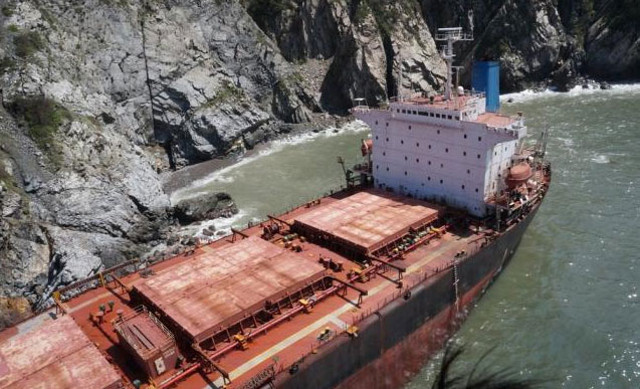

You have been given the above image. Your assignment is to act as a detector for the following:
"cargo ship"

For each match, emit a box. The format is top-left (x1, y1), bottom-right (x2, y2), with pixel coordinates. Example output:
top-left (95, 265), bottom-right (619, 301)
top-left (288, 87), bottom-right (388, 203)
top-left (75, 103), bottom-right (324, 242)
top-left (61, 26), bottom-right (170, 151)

top-left (0, 28), bottom-right (550, 389)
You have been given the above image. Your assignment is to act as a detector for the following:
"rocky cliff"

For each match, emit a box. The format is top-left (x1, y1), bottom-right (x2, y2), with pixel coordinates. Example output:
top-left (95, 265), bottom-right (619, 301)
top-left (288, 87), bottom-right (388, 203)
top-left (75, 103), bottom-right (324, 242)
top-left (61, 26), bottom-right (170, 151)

top-left (421, 0), bottom-right (640, 91)
top-left (0, 0), bottom-right (637, 326)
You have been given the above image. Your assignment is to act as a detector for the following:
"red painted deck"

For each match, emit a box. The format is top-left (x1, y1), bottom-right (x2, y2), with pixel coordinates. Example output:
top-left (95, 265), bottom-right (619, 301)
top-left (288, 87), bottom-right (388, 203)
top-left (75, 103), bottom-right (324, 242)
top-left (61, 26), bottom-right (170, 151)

top-left (46, 191), bottom-right (483, 389)
top-left (0, 315), bottom-right (122, 389)
top-left (133, 236), bottom-right (326, 342)
top-left (294, 190), bottom-right (440, 253)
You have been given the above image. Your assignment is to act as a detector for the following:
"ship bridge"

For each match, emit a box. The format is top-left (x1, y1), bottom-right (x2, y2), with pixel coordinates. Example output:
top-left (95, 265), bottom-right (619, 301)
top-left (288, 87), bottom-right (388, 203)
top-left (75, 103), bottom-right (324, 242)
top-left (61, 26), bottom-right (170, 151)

top-left (351, 27), bottom-right (527, 217)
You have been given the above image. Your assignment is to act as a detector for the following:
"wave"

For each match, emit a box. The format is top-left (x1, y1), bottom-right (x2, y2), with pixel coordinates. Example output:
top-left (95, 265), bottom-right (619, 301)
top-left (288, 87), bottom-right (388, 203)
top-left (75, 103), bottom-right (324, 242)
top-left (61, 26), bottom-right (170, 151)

top-left (501, 83), bottom-right (640, 104)
top-left (170, 120), bottom-right (369, 202)
top-left (591, 154), bottom-right (611, 164)
top-left (180, 209), bottom-right (251, 239)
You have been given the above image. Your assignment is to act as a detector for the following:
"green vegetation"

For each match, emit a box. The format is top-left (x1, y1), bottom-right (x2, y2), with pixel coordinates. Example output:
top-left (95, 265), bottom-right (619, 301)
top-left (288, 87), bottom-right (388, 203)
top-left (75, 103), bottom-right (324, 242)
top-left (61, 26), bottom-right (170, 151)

top-left (98, 0), bottom-right (129, 8)
top-left (355, 0), bottom-right (418, 36)
top-left (1, 4), bottom-right (14, 17)
top-left (7, 24), bottom-right (18, 33)
top-left (9, 97), bottom-right (70, 168)
top-left (0, 57), bottom-right (16, 74)
top-left (13, 31), bottom-right (44, 59)
top-left (0, 162), bottom-right (16, 191)
top-left (354, 0), bottom-right (372, 26)
top-left (206, 80), bottom-right (246, 107)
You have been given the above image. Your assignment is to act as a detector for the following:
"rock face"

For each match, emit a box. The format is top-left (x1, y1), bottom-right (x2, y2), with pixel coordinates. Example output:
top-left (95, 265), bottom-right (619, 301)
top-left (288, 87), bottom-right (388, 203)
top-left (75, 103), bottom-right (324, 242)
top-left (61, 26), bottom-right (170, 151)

top-left (585, 9), bottom-right (640, 80)
top-left (421, 0), bottom-right (640, 91)
top-left (248, 0), bottom-right (447, 112)
top-left (0, 0), bottom-right (322, 322)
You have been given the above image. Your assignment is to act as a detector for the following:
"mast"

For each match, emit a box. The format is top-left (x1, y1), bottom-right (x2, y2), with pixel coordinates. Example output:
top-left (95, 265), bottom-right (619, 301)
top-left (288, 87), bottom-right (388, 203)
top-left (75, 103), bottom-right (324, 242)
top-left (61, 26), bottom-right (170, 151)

top-left (435, 27), bottom-right (473, 101)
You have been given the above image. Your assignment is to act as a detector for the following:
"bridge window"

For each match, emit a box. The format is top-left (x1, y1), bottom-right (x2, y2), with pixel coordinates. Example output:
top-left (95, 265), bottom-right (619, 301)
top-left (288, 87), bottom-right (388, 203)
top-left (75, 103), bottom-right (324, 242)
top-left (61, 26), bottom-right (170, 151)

top-left (463, 151), bottom-right (467, 156)
top-left (447, 115), bottom-right (452, 120)
top-left (440, 179), bottom-right (443, 184)
top-left (404, 171), bottom-right (408, 176)
top-left (402, 110), bottom-right (406, 114)
top-left (475, 188), bottom-right (479, 193)
top-left (404, 156), bottom-right (408, 161)
top-left (477, 154), bottom-right (481, 159)
top-left (375, 120), bottom-right (378, 125)
top-left (461, 185), bottom-right (465, 190)
top-left (445, 148), bottom-right (449, 153)
top-left (416, 142), bottom-right (420, 147)
top-left (376, 165), bottom-right (379, 170)
top-left (437, 130), bottom-right (441, 134)
top-left (401, 139), bottom-right (404, 144)
top-left (467, 169), bottom-right (471, 174)
top-left (440, 163), bottom-right (444, 168)
top-left (478, 136), bottom-right (482, 141)
top-left (408, 125), bottom-right (412, 130)
top-left (416, 158), bottom-right (420, 163)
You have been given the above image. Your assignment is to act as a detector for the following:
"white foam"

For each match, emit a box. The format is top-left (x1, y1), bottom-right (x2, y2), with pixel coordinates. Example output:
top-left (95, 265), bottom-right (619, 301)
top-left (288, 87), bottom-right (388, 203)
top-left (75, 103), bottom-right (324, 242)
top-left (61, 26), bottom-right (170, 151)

top-left (171, 120), bottom-right (369, 203)
top-left (184, 209), bottom-right (251, 239)
top-left (501, 83), bottom-right (640, 104)
top-left (591, 155), bottom-right (610, 164)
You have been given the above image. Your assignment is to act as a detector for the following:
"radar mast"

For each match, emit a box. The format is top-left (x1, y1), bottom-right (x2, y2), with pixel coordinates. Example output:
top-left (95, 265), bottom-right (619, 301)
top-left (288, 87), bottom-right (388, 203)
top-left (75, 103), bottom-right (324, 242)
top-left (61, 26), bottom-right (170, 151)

top-left (435, 27), bottom-right (473, 100)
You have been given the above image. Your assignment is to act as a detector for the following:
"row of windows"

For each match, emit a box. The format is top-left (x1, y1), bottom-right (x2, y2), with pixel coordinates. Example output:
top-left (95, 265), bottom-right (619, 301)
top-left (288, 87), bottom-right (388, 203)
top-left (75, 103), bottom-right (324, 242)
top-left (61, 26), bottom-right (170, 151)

top-left (373, 123), bottom-right (485, 145)
top-left (379, 174), bottom-right (481, 192)
top-left (377, 161), bottom-right (475, 176)
top-left (376, 169), bottom-right (481, 191)
top-left (379, 148), bottom-right (483, 159)
top-left (375, 134), bottom-right (484, 148)
top-left (395, 108), bottom-right (460, 121)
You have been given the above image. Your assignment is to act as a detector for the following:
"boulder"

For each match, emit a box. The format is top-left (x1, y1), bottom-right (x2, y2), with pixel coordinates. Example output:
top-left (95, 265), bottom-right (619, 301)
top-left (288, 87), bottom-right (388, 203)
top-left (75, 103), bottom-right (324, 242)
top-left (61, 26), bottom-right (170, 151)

top-left (173, 192), bottom-right (238, 225)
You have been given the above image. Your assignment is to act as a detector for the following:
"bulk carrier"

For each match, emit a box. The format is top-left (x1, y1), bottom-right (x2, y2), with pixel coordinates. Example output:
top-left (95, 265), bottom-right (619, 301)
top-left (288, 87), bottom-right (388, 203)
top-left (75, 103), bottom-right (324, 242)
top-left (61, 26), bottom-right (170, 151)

top-left (0, 28), bottom-right (551, 389)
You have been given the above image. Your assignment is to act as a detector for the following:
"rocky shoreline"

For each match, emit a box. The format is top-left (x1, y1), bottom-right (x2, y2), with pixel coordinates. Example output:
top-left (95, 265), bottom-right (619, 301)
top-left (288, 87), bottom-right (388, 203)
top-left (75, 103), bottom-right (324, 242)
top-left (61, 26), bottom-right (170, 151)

top-left (0, 0), bottom-right (638, 328)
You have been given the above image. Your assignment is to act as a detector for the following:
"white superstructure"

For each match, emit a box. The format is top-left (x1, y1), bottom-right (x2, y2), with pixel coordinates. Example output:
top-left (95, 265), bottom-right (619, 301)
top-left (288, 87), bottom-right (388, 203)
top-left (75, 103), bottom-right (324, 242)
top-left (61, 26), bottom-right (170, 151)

top-left (353, 93), bottom-right (526, 217)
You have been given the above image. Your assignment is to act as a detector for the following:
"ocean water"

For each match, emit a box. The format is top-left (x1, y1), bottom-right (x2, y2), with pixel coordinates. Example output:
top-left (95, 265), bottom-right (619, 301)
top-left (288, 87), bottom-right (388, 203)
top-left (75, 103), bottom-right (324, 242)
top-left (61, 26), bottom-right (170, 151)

top-left (173, 85), bottom-right (640, 388)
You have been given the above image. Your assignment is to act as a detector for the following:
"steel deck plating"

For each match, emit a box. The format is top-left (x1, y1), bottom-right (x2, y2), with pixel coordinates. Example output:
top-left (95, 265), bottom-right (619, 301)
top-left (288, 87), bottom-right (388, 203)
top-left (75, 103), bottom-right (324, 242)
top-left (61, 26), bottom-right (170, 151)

top-left (0, 315), bottom-right (122, 389)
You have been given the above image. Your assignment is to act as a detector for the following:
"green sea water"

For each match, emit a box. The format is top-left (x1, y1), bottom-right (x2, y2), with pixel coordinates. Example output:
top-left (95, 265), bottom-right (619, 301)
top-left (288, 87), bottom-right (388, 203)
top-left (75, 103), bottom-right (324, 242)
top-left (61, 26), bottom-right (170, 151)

top-left (172, 86), bottom-right (640, 388)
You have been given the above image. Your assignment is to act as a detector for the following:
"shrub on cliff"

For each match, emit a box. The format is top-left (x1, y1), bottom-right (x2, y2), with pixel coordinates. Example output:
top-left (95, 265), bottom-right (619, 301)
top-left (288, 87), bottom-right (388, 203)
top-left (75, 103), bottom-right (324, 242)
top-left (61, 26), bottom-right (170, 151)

top-left (13, 30), bottom-right (44, 59)
top-left (9, 96), bottom-right (71, 168)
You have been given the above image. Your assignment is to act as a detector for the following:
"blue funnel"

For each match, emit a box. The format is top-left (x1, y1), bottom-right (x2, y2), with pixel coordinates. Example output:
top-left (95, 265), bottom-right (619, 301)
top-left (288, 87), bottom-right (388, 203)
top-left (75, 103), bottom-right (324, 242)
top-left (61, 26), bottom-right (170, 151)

top-left (472, 61), bottom-right (500, 112)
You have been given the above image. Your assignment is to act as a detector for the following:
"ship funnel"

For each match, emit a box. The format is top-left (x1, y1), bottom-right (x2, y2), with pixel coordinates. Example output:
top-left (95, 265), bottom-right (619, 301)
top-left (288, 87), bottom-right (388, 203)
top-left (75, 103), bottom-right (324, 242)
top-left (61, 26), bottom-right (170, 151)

top-left (472, 61), bottom-right (500, 112)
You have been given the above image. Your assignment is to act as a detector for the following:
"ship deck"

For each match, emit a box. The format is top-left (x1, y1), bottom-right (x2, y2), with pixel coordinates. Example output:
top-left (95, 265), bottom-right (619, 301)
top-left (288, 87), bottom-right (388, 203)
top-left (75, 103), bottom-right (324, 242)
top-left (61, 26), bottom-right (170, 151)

top-left (0, 187), bottom-right (507, 389)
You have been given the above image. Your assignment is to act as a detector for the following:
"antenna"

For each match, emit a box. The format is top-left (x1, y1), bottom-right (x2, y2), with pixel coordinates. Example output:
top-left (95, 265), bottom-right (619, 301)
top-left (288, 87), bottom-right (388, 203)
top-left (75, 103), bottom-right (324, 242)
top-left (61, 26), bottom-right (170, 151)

top-left (397, 56), bottom-right (403, 102)
top-left (435, 27), bottom-right (473, 100)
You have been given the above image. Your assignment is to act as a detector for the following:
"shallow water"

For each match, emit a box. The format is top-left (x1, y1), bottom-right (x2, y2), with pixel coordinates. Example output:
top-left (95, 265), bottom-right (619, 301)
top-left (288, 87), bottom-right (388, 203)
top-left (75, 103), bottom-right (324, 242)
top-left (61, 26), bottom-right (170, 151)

top-left (174, 85), bottom-right (640, 388)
